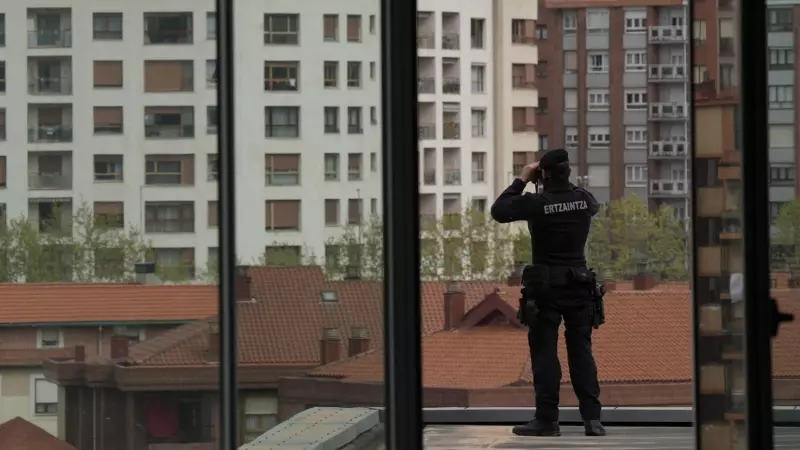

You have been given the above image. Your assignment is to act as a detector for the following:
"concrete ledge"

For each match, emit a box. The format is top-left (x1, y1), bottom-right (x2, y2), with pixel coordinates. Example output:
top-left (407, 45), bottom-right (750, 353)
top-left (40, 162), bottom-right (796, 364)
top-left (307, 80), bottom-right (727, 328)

top-left (422, 406), bottom-right (800, 425)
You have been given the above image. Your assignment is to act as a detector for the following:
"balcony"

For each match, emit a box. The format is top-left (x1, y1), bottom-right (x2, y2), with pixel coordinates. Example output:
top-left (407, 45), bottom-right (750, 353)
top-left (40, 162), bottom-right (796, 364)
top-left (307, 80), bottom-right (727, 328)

top-left (443, 122), bottom-right (460, 140)
top-left (648, 64), bottom-right (685, 82)
top-left (443, 169), bottom-right (461, 186)
top-left (417, 33), bottom-right (435, 49)
top-left (423, 169), bottom-right (436, 185)
top-left (29, 76), bottom-right (72, 95)
top-left (650, 179), bottom-right (688, 196)
top-left (419, 124), bottom-right (435, 140)
top-left (418, 77), bottom-right (435, 94)
top-left (649, 103), bottom-right (687, 121)
top-left (144, 12), bottom-right (193, 44)
top-left (30, 198), bottom-right (73, 235)
top-left (442, 78), bottom-right (460, 94)
top-left (29, 172), bottom-right (72, 190)
top-left (648, 26), bottom-right (686, 43)
top-left (28, 125), bottom-right (72, 143)
top-left (28, 56), bottom-right (73, 95)
top-left (649, 141), bottom-right (688, 158)
top-left (442, 34), bottom-right (459, 49)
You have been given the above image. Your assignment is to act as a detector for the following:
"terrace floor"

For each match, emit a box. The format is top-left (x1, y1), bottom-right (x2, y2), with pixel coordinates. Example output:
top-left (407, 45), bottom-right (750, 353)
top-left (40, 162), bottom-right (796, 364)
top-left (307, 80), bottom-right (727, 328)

top-left (423, 425), bottom-right (800, 449)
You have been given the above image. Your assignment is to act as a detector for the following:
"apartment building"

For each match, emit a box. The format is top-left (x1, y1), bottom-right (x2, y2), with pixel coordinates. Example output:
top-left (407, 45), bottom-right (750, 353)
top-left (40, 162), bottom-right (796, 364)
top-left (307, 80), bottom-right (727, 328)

top-left (0, 0), bottom-right (386, 272)
top-left (535, 0), bottom-right (692, 219)
top-left (765, 3), bottom-right (800, 225)
top-left (416, 0), bottom-right (539, 222)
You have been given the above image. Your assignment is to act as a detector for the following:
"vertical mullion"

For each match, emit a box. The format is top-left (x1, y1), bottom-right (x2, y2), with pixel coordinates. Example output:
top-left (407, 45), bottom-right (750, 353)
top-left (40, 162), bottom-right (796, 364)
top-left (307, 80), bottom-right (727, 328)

top-left (215, 1), bottom-right (239, 450)
top-left (739, 0), bottom-right (774, 448)
top-left (381, 0), bottom-right (422, 447)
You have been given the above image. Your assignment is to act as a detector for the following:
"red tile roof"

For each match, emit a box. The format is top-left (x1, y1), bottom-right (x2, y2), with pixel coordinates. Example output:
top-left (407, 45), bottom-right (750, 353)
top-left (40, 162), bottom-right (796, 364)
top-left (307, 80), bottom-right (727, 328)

top-left (0, 417), bottom-right (77, 450)
top-left (0, 283), bottom-right (218, 325)
top-left (313, 288), bottom-right (800, 387)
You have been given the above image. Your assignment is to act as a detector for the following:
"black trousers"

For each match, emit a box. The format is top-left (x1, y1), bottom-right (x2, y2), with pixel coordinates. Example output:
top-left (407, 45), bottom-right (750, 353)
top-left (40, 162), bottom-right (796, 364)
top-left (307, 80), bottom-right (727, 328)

top-left (528, 285), bottom-right (602, 422)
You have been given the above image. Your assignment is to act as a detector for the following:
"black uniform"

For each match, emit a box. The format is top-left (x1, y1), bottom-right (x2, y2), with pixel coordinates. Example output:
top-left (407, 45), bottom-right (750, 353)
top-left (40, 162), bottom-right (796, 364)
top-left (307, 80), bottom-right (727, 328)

top-left (490, 153), bottom-right (605, 437)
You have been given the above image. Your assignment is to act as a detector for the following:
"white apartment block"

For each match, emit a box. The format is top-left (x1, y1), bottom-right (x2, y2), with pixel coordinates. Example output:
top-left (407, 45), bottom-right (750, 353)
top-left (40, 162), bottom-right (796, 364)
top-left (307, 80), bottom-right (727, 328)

top-left (0, 0), bottom-right (537, 275)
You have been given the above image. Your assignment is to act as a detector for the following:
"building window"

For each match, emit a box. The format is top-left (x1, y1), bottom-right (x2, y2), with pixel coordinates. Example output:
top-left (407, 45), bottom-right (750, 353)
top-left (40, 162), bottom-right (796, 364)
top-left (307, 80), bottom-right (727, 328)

top-left (265, 154), bottom-right (301, 186)
top-left (768, 8), bottom-right (793, 32)
top-left (347, 107), bottom-right (363, 134)
top-left (348, 153), bottom-right (363, 181)
top-left (323, 61), bottom-right (339, 88)
top-left (769, 124), bottom-right (795, 148)
top-left (565, 127), bottom-right (578, 149)
top-left (145, 155), bottom-right (193, 185)
top-left (264, 61), bottom-right (299, 91)
top-left (472, 152), bottom-right (486, 182)
top-left (588, 165), bottom-right (610, 188)
top-left (562, 11), bottom-right (577, 34)
top-left (33, 378), bottom-right (58, 415)
top-left (511, 19), bottom-right (536, 44)
top-left (93, 107), bottom-right (123, 134)
top-left (539, 135), bottom-right (549, 151)
top-left (206, 106), bottom-right (217, 134)
top-left (625, 51), bottom-right (647, 72)
top-left (769, 48), bottom-right (795, 70)
top-left (625, 126), bottom-right (648, 148)
top-left (94, 155), bottom-right (124, 182)
top-left (113, 326), bottom-right (145, 344)
top-left (693, 66), bottom-right (709, 84)
top-left (94, 201), bottom-right (125, 229)
top-left (471, 109), bottom-right (486, 137)
top-left (512, 107), bottom-right (536, 132)
top-left (770, 165), bottom-right (795, 185)
top-left (93, 13), bottom-right (123, 40)
top-left (693, 20), bottom-right (707, 42)
top-left (93, 60), bottom-right (123, 88)
top-left (564, 51), bottom-right (577, 74)
top-left (770, 201), bottom-right (787, 225)
top-left (624, 89), bottom-right (648, 110)
top-left (720, 64), bottom-right (735, 89)
top-left (624, 10), bottom-right (646, 33)
top-left (564, 89), bottom-right (578, 110)
top-left (324, 154), bottom-right (339, 181)
top-left (768, 85), bottom-right (794, 110)
top-left (625, 164), bottom-right (648, 187)
top-left (347, 15), bottom-right (362, 42)
top-left (323, 14), bottom-right (338, 41)
top-left (144, 106), bottom-right (195, 138)
top-left (265, 106), bottom-right (300, 138)
top-left (324, 107), bottom-right (339, 133)
top-left (587, 52), bottom-right (609, 73)
top-left (37, 329), bottom-right (62, 349)
top-left (325, 199), bottom-right (340, 225)
top-left (535, 24), bottom-right (547, 40)
top-left (264, 14), bottom-right (299, 44)
top-left (265, 200), bottom-right (301, 231)
top-left (206, 12), bottom-right (216, 39)
top-left (145, 202), bottom-right (195, 233)
top-left (144, 60), bottom-right (193, 92)
top-left (144, 12), bottom-right (193, 44)
top-left (471, 64), bottom-right (486, 93)
top-left (588, 127), bottom-right (610, 149)
top-left (347, 61), bottom-right (362, 87)
top-left (348, 199), bottom-right (363, 225)
top-left (207, 154), bottom-right (218, 181)
top-left (206, 60), bottom-right (217, 88)
top-left (586, 9), bottom-right (610, 32)
top-left (471, 18), bottom-right (485, 48)
top-left (587, 89), bottom-right (610, 111)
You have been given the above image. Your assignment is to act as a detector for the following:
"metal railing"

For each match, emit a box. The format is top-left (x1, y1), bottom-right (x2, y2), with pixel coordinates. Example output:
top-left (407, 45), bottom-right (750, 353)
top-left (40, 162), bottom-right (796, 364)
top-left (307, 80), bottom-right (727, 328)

top-left (28, 126), bottom-right (73, 143)
top-left (29, 76), bottom-right (73, 95)
top-left (442, 122), bottom-right (460, 140)
top-left (418, 77), bottom-right (435, 94)
top-left (423, 169), bottom-right (435, 185)
top-left (649, 103), bottom-right (687, 120)
top-left (146, 125), bottom-right (195, 139)
top-left (512, 75), bottom-right (536, 89)
top-left (648, 26), bottom-right (686, 43)
top-left (29, 172), bottom-right (72, 190)
top-left (650, 179), bottom-right (689, 195)
top-left (441, 34), bottom-right (459, 49)
top-left (649, 141), bottom-right (689, 158)
top-left (441, 78), bottom-right (460, 94)
top-left (28, 29), bottom-right (72, 48)
top-left (443, 169), bottom-right (461, 185)
top-left (648, 64), bottom-right (685, 81)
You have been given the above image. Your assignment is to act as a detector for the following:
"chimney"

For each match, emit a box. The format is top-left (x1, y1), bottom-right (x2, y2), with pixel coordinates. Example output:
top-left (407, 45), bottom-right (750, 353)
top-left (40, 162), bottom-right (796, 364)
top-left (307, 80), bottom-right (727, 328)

top-left (632, 262), bottom-right (657, 290)
top-left (74, 345), bottom-right (86, 362)
top-left (235, 265), bottom-right (252, 301)
top-left (348, 326), bottom-right (371, 357)
top-left (205, 321), bottom-right (220, 362)
top-left (443, 282), bottom-right (466, 330)
top-left (344, 265), bottom-right (361, 280)
top-left (320, 328), bottom-right (342, 364)
top-left (110, 336), bottom-right (129, 359)
top-left (134, 262), bottom-right (162, 285)
top-left (507, 262), bottom-right (526, 286)
top-left (602, 268), bottom-right (616, 293)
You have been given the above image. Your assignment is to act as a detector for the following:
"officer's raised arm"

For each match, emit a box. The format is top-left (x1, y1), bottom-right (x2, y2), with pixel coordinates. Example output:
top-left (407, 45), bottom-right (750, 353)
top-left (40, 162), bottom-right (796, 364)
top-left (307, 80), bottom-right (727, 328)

top-left (583, 189), bottom-right (600, 216)
top-left (490, 163), bottom-right (538, 223)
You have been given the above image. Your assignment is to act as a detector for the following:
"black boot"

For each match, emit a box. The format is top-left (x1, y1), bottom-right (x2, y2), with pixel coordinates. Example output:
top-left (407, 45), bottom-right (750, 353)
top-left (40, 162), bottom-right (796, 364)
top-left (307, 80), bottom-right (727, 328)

top-left (512, 419), bottom-right (561, 437)
top-left (584, 419), bottom-right (606, 436)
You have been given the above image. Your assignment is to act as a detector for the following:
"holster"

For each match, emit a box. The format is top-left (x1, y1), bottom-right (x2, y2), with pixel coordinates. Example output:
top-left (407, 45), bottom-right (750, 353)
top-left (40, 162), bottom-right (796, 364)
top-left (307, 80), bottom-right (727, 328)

top-left (587, 269), bottom-right (606, 329)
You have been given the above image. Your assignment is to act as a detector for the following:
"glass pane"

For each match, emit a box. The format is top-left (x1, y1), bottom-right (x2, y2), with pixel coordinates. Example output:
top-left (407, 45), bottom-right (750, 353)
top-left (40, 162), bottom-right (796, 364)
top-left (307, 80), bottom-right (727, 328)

top-left (241, 6), bottom-right (387, 449)
top-left (767, 1), bottom-right (800, 444)
top-left (692, 0), bottom-right (747, 449)
top-left (28, 4), bottom-right (221, 448)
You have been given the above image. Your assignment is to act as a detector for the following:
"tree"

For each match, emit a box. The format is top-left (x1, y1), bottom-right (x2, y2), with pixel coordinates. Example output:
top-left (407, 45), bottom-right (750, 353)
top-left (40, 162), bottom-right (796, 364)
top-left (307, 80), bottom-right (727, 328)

top-left (0, 202), bottom-right (151, 282)
top-left (774, 199), bottom-right (800, 269)
top-left (586, 196), bottom-right (689, 281)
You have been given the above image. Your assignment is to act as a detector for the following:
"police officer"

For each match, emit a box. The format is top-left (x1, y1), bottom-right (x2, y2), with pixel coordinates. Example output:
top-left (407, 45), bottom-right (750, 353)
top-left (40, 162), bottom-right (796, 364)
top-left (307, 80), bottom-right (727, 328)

top-left (490, 149), bottom-right (605, 437)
